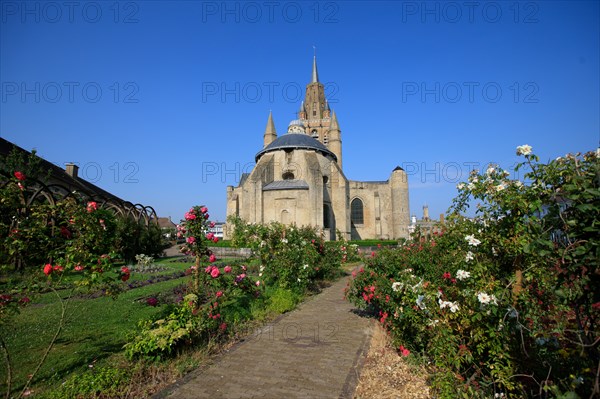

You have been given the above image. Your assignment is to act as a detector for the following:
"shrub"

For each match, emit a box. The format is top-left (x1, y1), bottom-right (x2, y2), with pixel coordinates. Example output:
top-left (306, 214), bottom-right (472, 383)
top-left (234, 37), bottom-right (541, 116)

top-left (346, 147), bottom-right (599, 398)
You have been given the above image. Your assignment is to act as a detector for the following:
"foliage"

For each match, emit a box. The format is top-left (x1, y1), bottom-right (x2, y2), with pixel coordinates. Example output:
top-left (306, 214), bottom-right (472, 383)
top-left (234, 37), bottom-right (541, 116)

top-left (228, 215), bottom-right (345, 290)
top-left (126, 211), bottom-right (347, 361)
top-left (346, 147), bottom-right (599, 398)
top-left (0, 146), bottom-right (166, 397)
top-left (0, 261), bottom-right (192, 396)
top-left (125, 206), bottom-right (261, 360)
top-left (45, 365), bottom-right (131, 399)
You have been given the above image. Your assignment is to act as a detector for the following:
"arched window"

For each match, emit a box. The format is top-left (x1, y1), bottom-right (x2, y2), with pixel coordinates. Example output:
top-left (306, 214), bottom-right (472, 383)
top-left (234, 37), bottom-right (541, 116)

top-left (351, 198), bottom-right (364, 225)
top-left (323, 204), bottom-right (331, 228)
top-left (282, 171), bottom-right (294, 180)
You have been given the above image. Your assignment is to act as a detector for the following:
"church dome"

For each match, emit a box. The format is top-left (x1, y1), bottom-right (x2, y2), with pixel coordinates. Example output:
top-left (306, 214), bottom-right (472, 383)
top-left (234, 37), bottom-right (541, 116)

top-left (255, 134), bottom-right (337, 162)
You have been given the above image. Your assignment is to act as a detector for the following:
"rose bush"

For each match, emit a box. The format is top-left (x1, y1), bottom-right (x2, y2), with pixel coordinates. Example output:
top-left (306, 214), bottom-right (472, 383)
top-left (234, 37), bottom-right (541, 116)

top-left (125, 206), bottom-right (262, 360)
top-left (346, 147), bottom-right (599, 398)
top-left (228, 216), bottom-right (346, 290)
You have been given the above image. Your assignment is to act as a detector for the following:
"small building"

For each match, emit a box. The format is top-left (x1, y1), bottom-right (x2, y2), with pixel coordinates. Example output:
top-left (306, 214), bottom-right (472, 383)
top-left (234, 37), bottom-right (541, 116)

top-left (408, 205), bottom-right (443, 238)
top-left (157, 217), bottom-right (177, 238)
top-left (209, 222), bottom-right (225, 239)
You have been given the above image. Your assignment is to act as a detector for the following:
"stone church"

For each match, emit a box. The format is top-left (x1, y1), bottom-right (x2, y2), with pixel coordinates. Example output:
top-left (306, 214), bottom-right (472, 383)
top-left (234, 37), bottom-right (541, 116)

top-left (224, 56), bottom-right (410, 240)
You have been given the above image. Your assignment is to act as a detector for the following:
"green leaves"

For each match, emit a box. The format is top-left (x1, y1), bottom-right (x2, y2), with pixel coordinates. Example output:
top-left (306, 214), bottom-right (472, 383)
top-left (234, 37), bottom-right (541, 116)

top-left (347, 148), bottom-right (600, 398)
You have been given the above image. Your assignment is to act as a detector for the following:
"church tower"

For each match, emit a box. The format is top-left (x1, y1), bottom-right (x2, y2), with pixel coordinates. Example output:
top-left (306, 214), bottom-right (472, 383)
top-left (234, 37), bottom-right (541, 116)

top-left (298, 55), bottom-right (343, 166)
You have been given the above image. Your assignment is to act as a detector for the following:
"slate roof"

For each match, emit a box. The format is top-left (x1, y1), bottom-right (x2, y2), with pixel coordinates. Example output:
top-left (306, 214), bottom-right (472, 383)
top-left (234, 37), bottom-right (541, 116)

top-left (263, 179), bottom-right (309, 191)
top-left (255, 134), bottom-right (337, 162)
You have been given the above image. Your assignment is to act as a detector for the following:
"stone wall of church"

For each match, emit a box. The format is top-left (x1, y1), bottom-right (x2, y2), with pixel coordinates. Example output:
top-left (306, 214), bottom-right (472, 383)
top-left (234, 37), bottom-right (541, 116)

top-left (348, 168), bottom-right (410, 240)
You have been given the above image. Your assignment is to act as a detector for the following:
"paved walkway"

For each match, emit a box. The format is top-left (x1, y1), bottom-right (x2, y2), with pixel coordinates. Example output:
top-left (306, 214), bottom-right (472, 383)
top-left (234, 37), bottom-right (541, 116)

top-left (156, 275), bottom-right (374, 399)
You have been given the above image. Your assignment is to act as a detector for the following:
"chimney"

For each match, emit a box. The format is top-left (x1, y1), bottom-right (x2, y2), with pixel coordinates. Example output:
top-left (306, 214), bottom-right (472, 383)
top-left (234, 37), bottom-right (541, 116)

top-left (65, 163), bottom-right (79, 178)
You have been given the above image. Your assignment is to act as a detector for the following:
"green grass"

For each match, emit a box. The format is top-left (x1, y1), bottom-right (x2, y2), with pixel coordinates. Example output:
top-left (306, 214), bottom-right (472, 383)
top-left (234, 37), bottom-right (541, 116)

top-left (208, 240), bottom-right (232, 247)
top-left (1, 256), bottom-right (343, 397)
top-left (0, 262), bottom-right (193, 395)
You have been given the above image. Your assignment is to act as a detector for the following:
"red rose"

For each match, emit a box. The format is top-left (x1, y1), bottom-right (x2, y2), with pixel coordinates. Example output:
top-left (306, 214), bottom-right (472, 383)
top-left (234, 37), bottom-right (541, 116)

top-left (14, 171), bottom-right (26, 181)
top-left (209, 254), bottom-right (217, 263)
top-left (146, 297), bottom-right (158, 306)
top-left (43, 264), bottom-right (53, 275)
top-left (212, 237), bottom-right (219, 243)
top-left (60, 226), bottom-right (72, 239)
top-left (200, 206), bottom-right (208, 214)
top-left (210, 267), bottom-right (220, 278)
top-left (53, 265), bottom-right (64, 272)
top-left (86, 201), bottom-right (97, 212)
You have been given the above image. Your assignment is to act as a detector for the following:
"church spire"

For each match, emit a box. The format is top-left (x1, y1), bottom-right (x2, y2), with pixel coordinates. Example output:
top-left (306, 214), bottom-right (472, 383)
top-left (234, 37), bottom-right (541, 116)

top-left (330, 110), bottom-right (340, 130)
top-left (263, 111), bottom-right (277, 147)
top-left (311, 54), bottom-right (319, 83)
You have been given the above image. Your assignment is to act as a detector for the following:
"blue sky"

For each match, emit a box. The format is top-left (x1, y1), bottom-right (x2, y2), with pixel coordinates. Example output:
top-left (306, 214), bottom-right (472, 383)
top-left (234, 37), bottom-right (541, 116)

top-left (1, 0), bottom-right (599, 223)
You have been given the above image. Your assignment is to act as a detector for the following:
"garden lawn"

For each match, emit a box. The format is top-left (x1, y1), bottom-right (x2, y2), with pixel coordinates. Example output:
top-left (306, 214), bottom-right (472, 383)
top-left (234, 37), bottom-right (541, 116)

top-left (0, 262), bottom-right (192, 394)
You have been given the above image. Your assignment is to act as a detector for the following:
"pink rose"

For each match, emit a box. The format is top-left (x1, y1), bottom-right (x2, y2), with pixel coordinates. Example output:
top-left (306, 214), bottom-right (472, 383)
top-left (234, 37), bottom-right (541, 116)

top-left (187, 236), bottom-right (196, 244)
top-left (184, 212), bottom-right (196, 220)
top-left (53, 265), bottom-right (64, 273)
top-left (255, 280), bottom-right (261, 287)
top-left (86, 201), bottom-right (97, 212)
top-left (74, 264), bottom-right (84, 271)
top-left (211, 267), bottom-right (220, 278)
top-left (216, 291), bottom-right (223, 297)
top-left (399, 345), bottom-right (410, 357)
top-left (213, 237), bottom-right (219, 243)
top-left (224, 265), bottom-right (232, 273)
top-left (205, 265), bottom-right (213, 273)
top-left (210, 221), bottom-right (216, 228)
top-left (209, 254), bottom-right (217, 263)
top-left (200, 206), bottom-right (208, 214)
top-left (206, 232), bottom-right (214, 240)
top-left (204, 213), bottom-right (210, 219)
